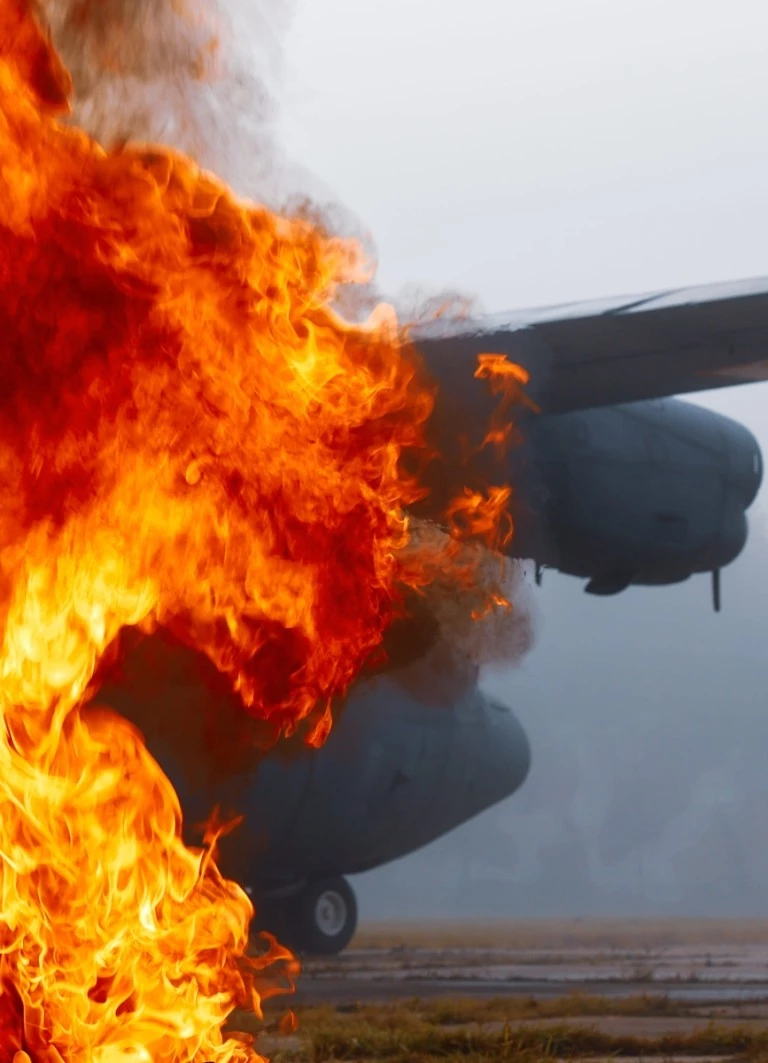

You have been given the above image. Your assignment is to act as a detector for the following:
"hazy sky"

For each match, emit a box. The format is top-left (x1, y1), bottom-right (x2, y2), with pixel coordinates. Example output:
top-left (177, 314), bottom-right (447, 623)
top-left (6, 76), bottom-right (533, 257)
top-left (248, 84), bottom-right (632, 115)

top-left (269, 0), bottom-right (768, 917)
top-left (278, 0), bottom-right (768, 451)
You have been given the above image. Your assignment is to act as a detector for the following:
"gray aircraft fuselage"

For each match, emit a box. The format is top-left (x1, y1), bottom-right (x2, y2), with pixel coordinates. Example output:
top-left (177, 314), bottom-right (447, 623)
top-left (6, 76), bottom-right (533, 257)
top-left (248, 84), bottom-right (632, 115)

top-left (169, 658), bottom-right (531, 884)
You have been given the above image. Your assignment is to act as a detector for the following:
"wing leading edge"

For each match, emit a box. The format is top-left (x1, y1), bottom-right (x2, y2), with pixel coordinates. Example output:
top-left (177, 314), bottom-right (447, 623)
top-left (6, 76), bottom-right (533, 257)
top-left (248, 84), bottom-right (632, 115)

top-left (414, 275), bottom-right (768, 415)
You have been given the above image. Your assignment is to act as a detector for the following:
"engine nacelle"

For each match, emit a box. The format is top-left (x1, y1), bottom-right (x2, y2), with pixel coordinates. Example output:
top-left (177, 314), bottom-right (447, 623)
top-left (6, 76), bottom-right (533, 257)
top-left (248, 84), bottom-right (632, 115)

top-left (525, 398), bottom-right (762, 593)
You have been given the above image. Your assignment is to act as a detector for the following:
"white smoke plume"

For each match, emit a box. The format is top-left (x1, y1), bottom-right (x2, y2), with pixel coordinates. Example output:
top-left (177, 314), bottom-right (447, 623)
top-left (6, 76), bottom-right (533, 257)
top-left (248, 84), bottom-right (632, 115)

top-left (37, 0), bottom-right (305, 205)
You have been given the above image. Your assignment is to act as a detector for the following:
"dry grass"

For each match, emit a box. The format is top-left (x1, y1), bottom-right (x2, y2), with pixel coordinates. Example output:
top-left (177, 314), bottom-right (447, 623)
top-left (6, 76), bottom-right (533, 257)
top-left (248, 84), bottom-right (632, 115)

top-left (230, 993), bottom-right (768, 1061)
top-left (350, 918), bottom-right (768, 951)
top-left (304, 1021), bottom-right (768, 1061)
top-left (249, 990), bottom-right (684, 1033)
top-left (400, 992), bottom-right (682, 1024)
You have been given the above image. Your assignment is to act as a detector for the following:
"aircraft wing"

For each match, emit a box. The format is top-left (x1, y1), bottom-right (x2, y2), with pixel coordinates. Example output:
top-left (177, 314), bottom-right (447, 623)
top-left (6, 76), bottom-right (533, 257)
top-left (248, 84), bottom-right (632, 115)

top-left (414, 276), bottom-right (768, 415)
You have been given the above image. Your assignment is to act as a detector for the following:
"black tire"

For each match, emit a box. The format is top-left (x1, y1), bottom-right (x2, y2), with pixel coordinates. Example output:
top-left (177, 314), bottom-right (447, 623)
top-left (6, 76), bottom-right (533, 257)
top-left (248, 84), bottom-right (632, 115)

top-left (287, 877), bottom-right (358, 956)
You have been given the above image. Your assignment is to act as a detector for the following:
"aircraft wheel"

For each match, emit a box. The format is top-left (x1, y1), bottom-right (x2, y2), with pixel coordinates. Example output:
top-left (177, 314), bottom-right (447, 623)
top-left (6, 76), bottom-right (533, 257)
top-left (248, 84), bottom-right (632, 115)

top-left (289, 877), bottom-right (358, 955)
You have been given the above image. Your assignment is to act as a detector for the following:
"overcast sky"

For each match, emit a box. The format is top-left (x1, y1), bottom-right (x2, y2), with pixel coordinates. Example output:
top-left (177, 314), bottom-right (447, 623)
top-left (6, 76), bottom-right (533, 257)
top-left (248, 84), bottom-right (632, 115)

top-left (278, 0), bottom-right (768, 450)
top-left (270, 0), bottom-right (768, 917)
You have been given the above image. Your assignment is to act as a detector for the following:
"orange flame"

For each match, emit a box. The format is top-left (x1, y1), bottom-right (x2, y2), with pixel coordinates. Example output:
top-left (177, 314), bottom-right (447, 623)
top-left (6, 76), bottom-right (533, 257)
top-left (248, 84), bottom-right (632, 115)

top-left (0, 1), bottom-right (436, 1057)
top-left (474, 353), bottom-right (538, 454)
top-left (446, 485), bottom-right (514, 551)
top-left (440, 355), bottom-right (530, 553)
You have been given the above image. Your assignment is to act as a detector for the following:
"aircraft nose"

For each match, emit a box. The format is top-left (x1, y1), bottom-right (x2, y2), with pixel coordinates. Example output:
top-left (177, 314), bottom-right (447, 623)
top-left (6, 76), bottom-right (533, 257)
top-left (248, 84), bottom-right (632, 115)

top-left (467, 695), bottom-right (531, 814)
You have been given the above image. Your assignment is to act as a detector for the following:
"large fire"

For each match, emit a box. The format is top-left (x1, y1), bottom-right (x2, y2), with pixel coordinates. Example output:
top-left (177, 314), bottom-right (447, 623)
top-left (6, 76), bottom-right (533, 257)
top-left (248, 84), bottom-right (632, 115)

top-left (0, 1), bottom-right (521, 1059)
top-left (0, 1), bottom-right (439, 1057)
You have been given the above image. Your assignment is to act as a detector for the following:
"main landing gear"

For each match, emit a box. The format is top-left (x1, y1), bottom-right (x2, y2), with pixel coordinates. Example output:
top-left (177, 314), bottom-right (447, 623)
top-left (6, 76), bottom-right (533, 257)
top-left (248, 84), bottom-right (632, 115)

top-left (257, 876), bottom-right (358, 956)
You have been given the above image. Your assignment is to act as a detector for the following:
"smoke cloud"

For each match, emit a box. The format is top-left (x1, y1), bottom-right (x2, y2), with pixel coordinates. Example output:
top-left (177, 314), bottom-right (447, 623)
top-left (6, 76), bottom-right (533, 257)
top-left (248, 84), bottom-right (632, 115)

top-left (37, 0), bottom-right (300, 204)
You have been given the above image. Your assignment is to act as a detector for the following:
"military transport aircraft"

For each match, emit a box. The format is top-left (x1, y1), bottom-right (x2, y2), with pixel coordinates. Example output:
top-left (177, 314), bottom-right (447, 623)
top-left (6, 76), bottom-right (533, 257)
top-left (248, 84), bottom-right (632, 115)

top-left (105, 275), bottom-right (766, 955)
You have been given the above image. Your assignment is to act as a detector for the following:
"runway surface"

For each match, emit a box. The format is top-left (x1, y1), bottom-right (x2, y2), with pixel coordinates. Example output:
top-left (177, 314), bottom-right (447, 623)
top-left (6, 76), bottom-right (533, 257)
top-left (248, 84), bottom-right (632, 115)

top-left (295, 921), bottom-right (768, 1008)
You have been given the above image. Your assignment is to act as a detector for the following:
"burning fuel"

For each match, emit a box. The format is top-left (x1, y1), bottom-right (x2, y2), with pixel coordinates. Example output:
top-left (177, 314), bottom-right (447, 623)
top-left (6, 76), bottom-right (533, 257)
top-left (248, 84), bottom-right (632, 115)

top-left (0, 1), bottom-right (526, 1058)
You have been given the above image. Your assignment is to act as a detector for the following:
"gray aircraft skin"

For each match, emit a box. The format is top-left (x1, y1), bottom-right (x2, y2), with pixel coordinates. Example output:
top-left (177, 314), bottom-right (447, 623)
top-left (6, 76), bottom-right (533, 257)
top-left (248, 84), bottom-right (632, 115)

top-left (104, 275), bottom-right (767, 955)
